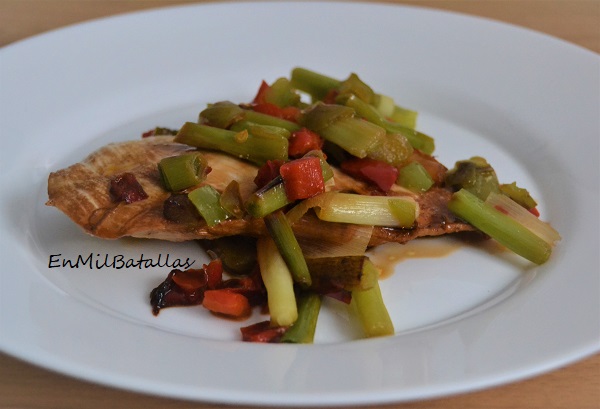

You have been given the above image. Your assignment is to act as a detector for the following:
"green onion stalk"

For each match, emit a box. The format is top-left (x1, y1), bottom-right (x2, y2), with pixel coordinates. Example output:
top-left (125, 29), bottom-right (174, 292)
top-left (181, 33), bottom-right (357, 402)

top-left (158, 153), bottom-right (208, 192)
top-left (448, 189), bottom-right (552, 264)
top-left (200, 101), bottom-right (301, 132)
top-left (187, 185), bottom-right (232, 227)
top-left (264, 210), bottom-right (312, 287)
top-left (175, 122), bottom-right (288, 166)
top-left (351, 267), bottom-right (394, 338)
top-left (256, 236), bottom-right (298, 327)
top-left (280, 292), bottom-right (322, 343)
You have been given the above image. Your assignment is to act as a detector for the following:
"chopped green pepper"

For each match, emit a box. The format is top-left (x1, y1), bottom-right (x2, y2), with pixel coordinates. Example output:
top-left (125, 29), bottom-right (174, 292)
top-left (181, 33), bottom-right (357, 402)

top-left (446, 156), bottom-right (500, 200)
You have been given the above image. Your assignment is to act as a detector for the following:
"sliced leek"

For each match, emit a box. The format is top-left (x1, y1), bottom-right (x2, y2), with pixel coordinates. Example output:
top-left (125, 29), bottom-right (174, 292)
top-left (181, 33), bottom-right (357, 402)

top-left (448, 189), bottom-right (553, 264)
top-left (264, 210), bottom-right (312, 287)
top-left (199, 101), bottom-right (300, 132)
top-left (351, 274), bottom-right (394, 338)
top-left (158, 153), bottom-right (208, 192)
top-left (175, 122), bottom-right (288, 165)
top-left (256, 236), bottom-right (298, 327)
top-left (397, 161), bottom-right (434, 193)
top-left (244, 176), bottom-right (291, 218)
top-left (290, 67), bottom-right (341, 101)
top-left (308, 192), bottom-right (417, 227)
top-left (280, 292), bottom-right (321, 344)
top-left (485, 192), bottom-right (560, 245)
top-left (187, 185), bottom-right (231, 227)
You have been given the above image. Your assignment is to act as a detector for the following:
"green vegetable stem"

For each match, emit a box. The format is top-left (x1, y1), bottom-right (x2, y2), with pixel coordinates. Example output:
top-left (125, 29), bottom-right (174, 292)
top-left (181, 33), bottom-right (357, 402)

top-left (187, 185), bottom-right (231, 227)
top-left (200, 101), bottom-right (301, 132)
top-left (302, 103), bottom-right (386, 159)
top-left (280, 292), bottom-right (322, 344)
top-left (397, 161), bottom-right (434, 193)
top-left (290, 67), bottom-right (342, 101)
top-left (257, 236), bottom-right (298, 327)
top-left (175, 122), bottom-right (288, 165)
top-left (264, 210), bottom-right (312, 287)
top-left (351, 269), bottom-right (394, 338)
top-left (158, 153), bottom-right (208, 192)
top-left (244, 176), bottom-right (291, 218)
top-left (448, 188), bottom-right (552, 264)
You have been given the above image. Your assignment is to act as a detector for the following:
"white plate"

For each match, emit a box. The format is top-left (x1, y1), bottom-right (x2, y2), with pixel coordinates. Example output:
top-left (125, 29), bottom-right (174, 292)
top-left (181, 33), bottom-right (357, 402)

top-left (1, 1), bottom-right (598, 406)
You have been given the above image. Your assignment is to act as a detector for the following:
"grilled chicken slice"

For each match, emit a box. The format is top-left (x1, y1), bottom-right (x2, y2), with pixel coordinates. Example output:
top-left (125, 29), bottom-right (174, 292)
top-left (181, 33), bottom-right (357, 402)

top-left (47, 136), bottom-right (474, 245)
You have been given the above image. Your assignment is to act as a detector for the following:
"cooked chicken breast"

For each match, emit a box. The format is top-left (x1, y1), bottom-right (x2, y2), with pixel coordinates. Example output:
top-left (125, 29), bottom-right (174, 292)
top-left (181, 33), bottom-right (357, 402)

top-left (47, 136), bottom-right (473, 245)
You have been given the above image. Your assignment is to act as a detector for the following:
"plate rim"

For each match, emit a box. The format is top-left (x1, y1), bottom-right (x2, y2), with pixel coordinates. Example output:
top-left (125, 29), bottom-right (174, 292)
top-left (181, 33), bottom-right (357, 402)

top-left (1, 1), bottom-right (599, 406)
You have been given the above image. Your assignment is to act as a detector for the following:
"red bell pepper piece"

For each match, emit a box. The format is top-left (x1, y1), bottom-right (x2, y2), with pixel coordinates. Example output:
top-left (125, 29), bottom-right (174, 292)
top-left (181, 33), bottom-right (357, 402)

top-left (150, 269), bottom-right (205, 315)
top-left (240, 320), bottom-right (288, 343)
top-left (253, 80), bottom-right (270, 104)
top-left (288, 128), bottom-right (324, 158)
top-left (170, 268), bottom-right (208, 293)
top-left (340, 158), bottom-right (399, 192)
top-left (204, 259), bottom-right (223, 289)
top-left (279, 156), bottom-right (325, 201)
top-left (252, 103), bottom-right (301, 122)
top-left (252, 80), bottom-right (301, 122)
top-left (203, 289), bottom-right (251, 318)
top-left (254, 159), bottom-right (284, 188)
top-left (171, 259), bottom-right (223, 293)
top-left (220, 268), bottom-right (266, 306)
top-left (109, 172), bottom-right (148, 203)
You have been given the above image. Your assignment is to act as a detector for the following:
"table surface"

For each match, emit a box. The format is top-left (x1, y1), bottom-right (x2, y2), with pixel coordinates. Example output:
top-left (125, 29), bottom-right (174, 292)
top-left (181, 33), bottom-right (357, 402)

top-left (1, 1), bottom-right (599, 408)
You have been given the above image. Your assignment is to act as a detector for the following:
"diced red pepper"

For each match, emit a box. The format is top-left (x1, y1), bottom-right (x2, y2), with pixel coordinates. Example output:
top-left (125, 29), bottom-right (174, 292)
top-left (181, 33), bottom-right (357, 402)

top-left (340, 158), bottom-right (399, 192)
top-left (150, 269), bottom-right (205, 315)
top-left (219, 268), bottom-right (266, 306)
top-left (288, 128), bottom-right (324, 158)
top-left (240, 320), bottom-right (288, 343)
top-left (251, 80), bottom-right (301, 121)
top-left (253, 80), bottom-right (270, 104)
top-left (203, 289), bottom-right (251, 318)
top-left (252, 103), bottom-right (301, 122)
top-left (254, 159), bottom-right (284, 188)
top-left (109, 172), bottom-right (148, 203)
top-left (529, 207), bottom-right (540, 217)
top-left (279, 156), bottom-right (325, 201)
top-left (170, 259), bottom-right (223, 292)
top-left (170, 268), bottom-right (208, 292)
top-left (204, 259), bottom-right (223, 289)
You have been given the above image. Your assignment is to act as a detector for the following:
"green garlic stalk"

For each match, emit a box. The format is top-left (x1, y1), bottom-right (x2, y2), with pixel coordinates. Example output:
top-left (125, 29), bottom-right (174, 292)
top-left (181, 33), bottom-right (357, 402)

top-left (448, 188), bottom-right (552, 264)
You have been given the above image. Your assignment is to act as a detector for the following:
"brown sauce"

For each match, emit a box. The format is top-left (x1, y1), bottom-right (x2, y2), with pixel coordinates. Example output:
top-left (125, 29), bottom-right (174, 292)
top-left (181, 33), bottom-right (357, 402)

top-left (367, 238), bottom-right (463, 279)
top-left (368, 234), bottom-right (509, 279)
